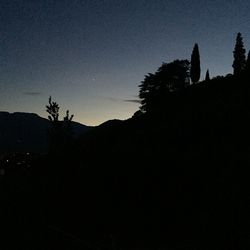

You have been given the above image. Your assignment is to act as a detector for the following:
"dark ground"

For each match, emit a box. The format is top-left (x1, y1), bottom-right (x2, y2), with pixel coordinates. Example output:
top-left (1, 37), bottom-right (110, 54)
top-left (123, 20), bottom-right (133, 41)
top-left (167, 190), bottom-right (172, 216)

top-left (0, 74), bottom-right (250, 249)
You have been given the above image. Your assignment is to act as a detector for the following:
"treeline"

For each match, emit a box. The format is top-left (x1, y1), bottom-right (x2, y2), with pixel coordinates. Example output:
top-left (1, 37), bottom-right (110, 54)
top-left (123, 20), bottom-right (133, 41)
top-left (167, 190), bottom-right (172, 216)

top-left (139, 32), bottom-right (250, 113)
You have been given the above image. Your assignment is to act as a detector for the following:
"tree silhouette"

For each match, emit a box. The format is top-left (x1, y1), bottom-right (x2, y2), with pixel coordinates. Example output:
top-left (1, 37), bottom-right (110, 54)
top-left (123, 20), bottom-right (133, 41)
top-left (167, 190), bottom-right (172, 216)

top-left (46, 96), bottom-right (59, 122)
top-left (232, 32), bottom-right (246, 76)
top-left (190, 43), bottom-right (201, 84)
top-left (157, 60), bottom-right (190, 91)
top-left (63, 110), bottom-right (74, 146)
top-left (139, 73), bottom-right (161, 113)
top-left (46, 97), bottom-right (61, 152)
top-left (245, 50), bottom-right (250, 74)
top-left (64, 110), bottom-right (74, 123)
top-left (46, 97), bottom-right (74, 153)
top-left (139, 60), bottom-right (190, 113)
top-left (205, 69), bottom-right (210, 81)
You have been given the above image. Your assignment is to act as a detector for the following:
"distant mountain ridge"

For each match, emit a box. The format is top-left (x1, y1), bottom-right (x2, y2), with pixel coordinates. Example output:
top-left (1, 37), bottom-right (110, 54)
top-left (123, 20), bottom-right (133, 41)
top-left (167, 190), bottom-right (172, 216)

top-left (0, 111), bottom-right (91, 153)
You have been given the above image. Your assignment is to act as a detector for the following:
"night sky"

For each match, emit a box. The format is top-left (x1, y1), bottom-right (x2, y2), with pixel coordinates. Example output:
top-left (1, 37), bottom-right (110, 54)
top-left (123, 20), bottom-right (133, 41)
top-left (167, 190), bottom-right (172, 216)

top-left (1, 0), bottom-right (250, 125)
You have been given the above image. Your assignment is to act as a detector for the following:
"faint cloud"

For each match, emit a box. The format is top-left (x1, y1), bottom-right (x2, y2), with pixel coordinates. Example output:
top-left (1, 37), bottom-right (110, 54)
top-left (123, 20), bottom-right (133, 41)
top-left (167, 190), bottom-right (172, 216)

top-left (123, 99), bottom-right (141, 103)
top-left (100, 96), bottom-right (140, 103)
top-left (107, 97), bottom-right (119, 102)
top-left (23, 91), bottom-right (43, 96)
top-left (98, 96), bottom-right (120, 102)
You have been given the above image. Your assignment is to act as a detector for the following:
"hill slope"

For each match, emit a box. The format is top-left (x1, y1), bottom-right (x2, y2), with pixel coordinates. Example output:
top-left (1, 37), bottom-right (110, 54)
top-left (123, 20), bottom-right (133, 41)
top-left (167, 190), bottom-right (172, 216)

top-left (64, 74), bottom-right (250, 249)
top-left (2, 75), bottom-right (249, 249)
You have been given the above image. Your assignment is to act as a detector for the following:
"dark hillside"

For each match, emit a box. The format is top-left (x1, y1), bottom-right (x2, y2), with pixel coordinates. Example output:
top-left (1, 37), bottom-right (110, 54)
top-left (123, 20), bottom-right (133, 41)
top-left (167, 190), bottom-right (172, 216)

top-left (1, 75), bottom-right (249, 249)
top-left (48, 75), bottom-right (250, 249)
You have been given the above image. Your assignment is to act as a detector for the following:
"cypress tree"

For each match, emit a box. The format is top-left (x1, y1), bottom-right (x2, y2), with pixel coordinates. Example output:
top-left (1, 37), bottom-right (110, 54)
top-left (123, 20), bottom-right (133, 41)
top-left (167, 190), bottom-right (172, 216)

top-left (232, 32), bottom-right (246, 75)
top-left (190, 43), bottom-right (201, 84)
top-left (245, 50), bottom-right (250, 73)
top-left (205, 69), bottom-right (210, 81)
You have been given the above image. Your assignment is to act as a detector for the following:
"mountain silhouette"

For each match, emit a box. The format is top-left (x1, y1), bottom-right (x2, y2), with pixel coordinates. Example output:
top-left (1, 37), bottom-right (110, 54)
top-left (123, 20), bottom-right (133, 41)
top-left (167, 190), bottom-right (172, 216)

top-left (0, 112), bottom-right (91, 153)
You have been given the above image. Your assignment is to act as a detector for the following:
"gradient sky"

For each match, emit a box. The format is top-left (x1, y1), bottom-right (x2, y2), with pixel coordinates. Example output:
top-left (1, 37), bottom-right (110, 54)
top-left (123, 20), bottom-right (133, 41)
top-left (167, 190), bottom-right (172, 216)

top-left (1, 0), bottom-right (250, 125)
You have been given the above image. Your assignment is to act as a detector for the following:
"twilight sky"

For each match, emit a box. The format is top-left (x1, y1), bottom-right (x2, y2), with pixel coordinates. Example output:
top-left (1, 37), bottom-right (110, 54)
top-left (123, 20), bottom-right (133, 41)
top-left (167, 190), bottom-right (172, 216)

top-left (1, 0), bottom-right (250, 125)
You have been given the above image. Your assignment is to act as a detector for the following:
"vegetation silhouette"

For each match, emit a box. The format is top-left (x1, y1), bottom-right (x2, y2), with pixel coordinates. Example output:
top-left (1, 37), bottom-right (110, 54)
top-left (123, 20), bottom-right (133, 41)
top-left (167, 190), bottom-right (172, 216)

top-left (190, 43), bottom-right (201, 84)
top-left (233, 32), bottom-right (246, 75)
top-left (46, 96), bottom-right (74, 154)
top-left (205, 69), bottom-right (210, 81)
top-left (245, 50), bottom-right (250, 74)
top-left (139, 59), bottom-right (190, 113)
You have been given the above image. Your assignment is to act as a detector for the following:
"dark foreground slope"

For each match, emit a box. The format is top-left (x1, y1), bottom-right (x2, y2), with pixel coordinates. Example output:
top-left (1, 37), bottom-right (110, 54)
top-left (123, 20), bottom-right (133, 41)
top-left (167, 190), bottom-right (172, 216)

top-left (1, 75), bottom-right (250, 249)
top-left (66, 74), bottom-right (249, 249)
